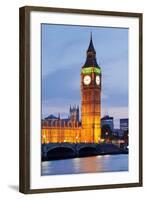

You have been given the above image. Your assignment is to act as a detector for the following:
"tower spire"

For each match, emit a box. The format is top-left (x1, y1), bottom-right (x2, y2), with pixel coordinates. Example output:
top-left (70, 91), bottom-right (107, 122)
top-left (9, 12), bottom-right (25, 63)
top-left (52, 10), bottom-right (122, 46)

top-left (83, 32), bottom-right (99, 68)
top-left (87, 32), bottom-right (96, 53)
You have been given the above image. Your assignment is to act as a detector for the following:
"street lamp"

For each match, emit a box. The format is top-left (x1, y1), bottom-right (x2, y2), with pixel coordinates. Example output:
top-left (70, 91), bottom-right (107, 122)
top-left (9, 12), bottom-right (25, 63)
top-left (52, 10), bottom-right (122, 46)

top-left (105, 132), bottom-right (108, 135)
top-left (43, 134), bottom-right (46, 144)
top-left (76, 136), bottom-right (78, 143)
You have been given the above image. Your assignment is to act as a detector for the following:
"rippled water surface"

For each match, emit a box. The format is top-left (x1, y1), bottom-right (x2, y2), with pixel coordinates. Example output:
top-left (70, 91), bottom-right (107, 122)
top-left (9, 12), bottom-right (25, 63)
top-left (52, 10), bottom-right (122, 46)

top-left (41, 154), bottom-right (128, 176)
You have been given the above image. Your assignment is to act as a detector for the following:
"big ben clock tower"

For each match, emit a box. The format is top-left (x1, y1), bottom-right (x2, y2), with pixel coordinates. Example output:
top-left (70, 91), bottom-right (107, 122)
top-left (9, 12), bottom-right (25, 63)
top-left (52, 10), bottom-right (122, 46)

top-left (81, 34), bottom-right (101, 143)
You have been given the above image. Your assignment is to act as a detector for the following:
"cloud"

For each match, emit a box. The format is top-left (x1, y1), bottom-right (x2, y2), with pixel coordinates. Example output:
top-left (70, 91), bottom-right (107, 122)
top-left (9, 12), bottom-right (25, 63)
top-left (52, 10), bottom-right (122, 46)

top-left (101, 106), bottom-right (128, 119)
top-left (101, 92), bottom-right (108, 100)
top-left (42, 98), bottom-right (80, 119)
top-left (42, 64), bottom-right (81, 102)
top-left (41, 26), bottom-right (87, 78)
top-left (41, 24), bottom-right (128, 128)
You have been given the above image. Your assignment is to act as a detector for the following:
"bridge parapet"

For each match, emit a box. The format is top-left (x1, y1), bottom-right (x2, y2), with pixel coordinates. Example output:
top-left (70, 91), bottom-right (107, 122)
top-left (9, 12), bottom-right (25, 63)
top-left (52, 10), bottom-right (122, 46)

top-left (42, 143), bottom-right (98, 155)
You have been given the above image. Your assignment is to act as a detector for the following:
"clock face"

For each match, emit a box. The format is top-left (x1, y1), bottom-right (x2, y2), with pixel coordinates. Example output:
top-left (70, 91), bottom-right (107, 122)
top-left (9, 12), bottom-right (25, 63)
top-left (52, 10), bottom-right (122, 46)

top-left (83, 75), bottom-right (91, 85)
top-left (96, 75), bottom-right (100, 85)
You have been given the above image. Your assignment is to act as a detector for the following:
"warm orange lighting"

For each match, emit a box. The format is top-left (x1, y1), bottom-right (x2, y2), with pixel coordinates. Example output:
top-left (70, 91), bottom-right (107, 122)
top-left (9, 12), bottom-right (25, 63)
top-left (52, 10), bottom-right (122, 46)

top-left (100, 138), bottom-right (105, 143)
top-left (41, 37), bottom-right (101, 144)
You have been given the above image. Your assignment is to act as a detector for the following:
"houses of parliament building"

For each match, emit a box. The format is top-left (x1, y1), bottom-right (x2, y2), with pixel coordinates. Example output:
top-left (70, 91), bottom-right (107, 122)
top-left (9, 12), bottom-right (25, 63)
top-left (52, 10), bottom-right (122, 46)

top-left (42, 34), bottom-right (102, 144)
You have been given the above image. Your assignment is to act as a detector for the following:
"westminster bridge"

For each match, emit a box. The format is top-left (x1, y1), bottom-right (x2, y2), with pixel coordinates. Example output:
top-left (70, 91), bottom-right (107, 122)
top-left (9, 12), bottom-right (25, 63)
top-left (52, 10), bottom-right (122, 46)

top-left (41, 142), bottom-right (127, 161)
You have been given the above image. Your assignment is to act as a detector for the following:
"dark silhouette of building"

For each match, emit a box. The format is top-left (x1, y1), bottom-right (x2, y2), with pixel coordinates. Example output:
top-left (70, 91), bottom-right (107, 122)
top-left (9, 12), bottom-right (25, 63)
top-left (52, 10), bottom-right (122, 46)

top-left (101, 115), bottom-right (113, 141)
top-left (101, 115), bottom-right (114, 131)
top-left (120, 118), bottom-right (128, 132)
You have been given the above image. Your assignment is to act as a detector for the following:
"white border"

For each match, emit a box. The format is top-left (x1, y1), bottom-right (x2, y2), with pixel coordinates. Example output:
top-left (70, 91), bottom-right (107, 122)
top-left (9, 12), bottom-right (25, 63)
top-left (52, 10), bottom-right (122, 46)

top-left (30, 11), bottom-right (139, 189)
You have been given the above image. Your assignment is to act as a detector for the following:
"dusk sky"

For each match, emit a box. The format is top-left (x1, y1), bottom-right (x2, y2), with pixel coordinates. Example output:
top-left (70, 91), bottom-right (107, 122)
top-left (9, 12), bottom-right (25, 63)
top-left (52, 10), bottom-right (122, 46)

top-left (41, 24), bottom-right (128, 128)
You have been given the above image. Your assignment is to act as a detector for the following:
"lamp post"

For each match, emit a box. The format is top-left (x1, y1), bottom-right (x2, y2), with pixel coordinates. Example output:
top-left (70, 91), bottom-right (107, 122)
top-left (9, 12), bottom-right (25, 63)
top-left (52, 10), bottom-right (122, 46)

top-left (76, 136), bottom-right (78, 143)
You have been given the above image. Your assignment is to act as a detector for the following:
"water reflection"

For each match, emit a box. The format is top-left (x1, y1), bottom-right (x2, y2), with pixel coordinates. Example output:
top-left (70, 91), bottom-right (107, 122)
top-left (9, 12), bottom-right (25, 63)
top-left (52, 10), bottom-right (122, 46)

top-left (41, 154), bottom-right (128, 176)
top-left (73, 156), bottom-right (102, 173)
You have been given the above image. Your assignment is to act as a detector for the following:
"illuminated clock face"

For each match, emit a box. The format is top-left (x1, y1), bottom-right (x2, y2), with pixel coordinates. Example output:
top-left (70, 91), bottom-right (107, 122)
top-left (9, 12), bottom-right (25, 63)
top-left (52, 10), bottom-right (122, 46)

top-left (83, 75), bottom-right (91, 85)
top-left (96, 75), bottom-right (100, 85)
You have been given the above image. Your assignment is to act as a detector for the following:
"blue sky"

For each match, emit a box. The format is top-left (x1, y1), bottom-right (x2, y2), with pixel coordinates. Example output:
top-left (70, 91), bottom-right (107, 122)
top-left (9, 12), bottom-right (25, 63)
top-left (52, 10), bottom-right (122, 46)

top-left (41, 24), bottom-right (128, 128)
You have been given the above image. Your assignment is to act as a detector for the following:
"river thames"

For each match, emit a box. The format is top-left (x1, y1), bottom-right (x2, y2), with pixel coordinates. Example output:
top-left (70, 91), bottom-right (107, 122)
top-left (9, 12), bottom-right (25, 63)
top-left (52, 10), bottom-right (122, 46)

top-left (41, 154), bottom-right (128, 176)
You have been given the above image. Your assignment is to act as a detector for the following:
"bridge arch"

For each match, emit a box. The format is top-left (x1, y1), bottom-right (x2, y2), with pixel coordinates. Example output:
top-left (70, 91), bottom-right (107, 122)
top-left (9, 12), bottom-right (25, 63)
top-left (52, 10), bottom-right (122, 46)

top-left (46, 146), bottom-right (76, 160)
top-left (78, 146), bottom-right (97, 157)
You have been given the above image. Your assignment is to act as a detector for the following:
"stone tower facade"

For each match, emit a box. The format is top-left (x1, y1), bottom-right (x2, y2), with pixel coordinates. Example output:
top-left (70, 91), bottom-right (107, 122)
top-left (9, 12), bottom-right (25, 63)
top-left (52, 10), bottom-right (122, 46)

top-left (81, 34), bottom-right (101, 143)
top-left (69, 105), bottom-right (79, 122)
